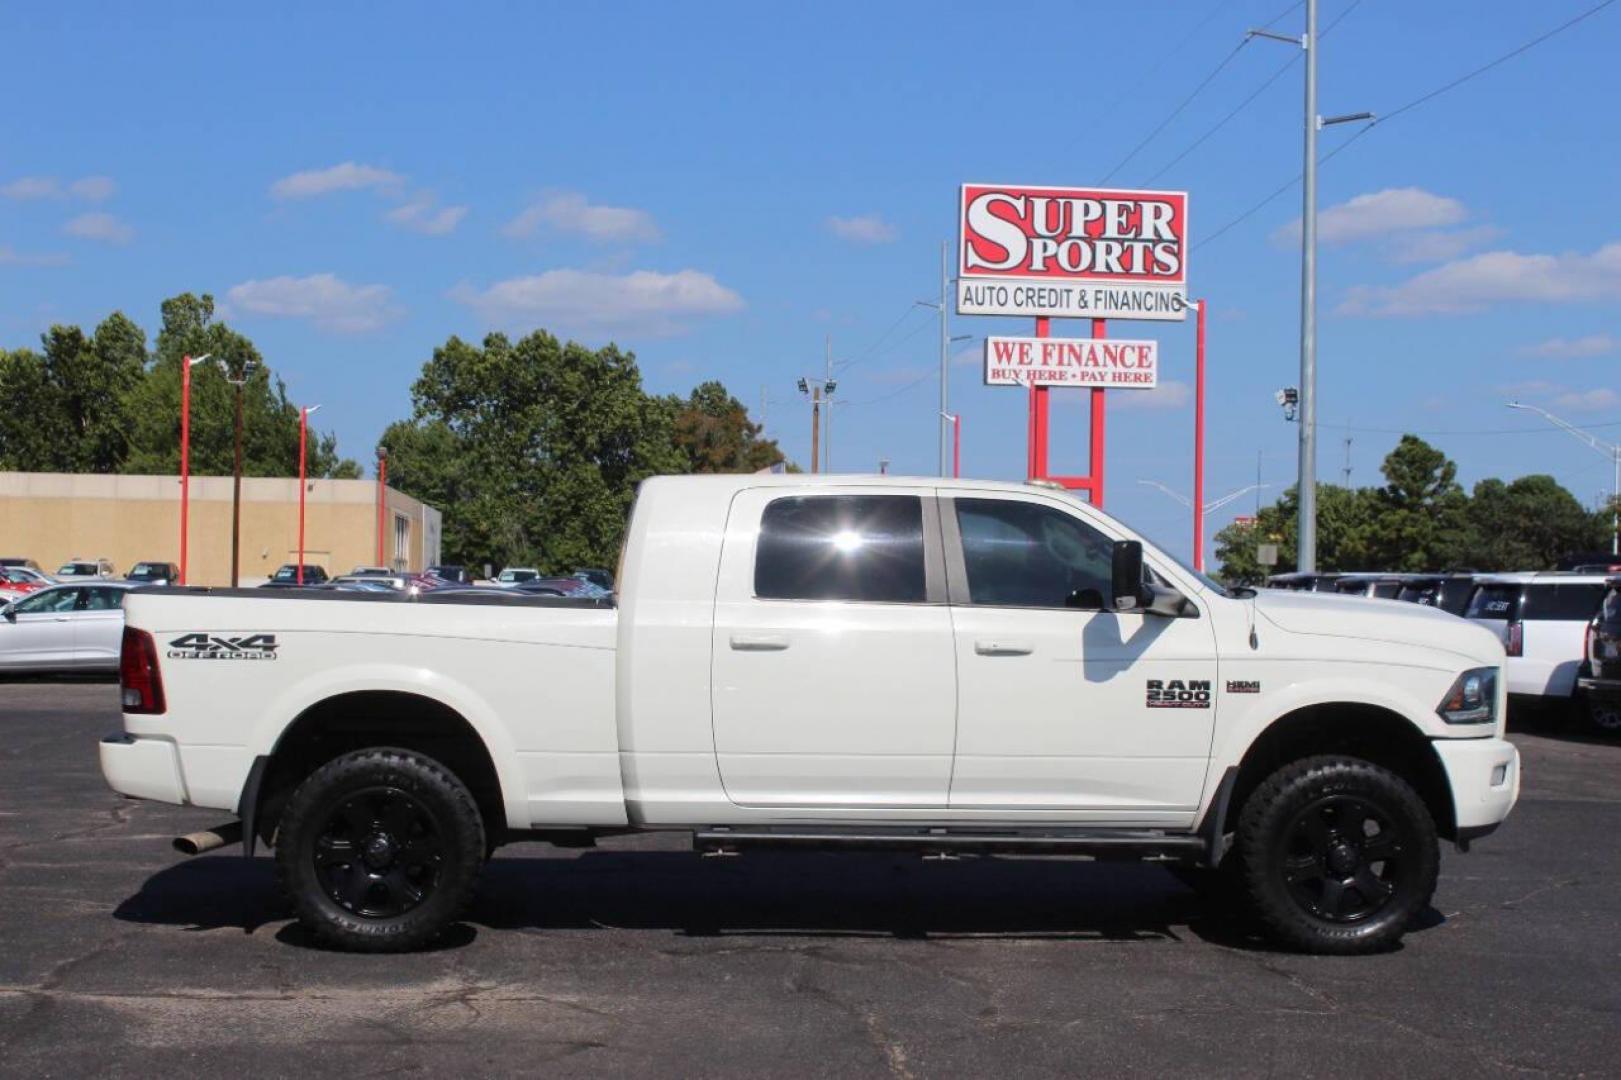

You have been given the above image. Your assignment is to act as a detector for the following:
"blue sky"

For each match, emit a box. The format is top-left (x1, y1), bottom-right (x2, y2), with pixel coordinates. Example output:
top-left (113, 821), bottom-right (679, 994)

top-left (4, 1), bottom-right (1619, 562)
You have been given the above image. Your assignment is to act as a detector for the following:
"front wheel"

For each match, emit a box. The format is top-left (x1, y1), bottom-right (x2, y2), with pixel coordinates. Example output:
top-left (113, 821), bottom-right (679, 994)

top-left (1582, 694), bottom-right (1621, 737)
top-left (275, 747), bottom-right (486, 952)
top-left (1237, 755), bottom-right (1438, 955)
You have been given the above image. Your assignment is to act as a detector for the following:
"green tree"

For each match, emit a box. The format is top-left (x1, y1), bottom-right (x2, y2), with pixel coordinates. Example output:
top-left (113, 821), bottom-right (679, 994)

top-left (0, 313), bottom-right (145, 471)
top-left (385, 331), bottom-right (688, 571)
top-left (1363, 435), bottom-right (1469, 571)
top-left (668, 380), bottom-right (787, 473)
top-left (1214, 482), bottom-right (1376, 582)
top-left (1458, 475), bottom-right (1607, 570)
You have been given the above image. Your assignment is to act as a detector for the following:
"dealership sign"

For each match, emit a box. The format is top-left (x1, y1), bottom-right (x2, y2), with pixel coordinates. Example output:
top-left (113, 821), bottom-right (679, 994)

top-left (984, 336), bottom-right (1157, 388)
top-left (957, 184), bottom-right (1188, 321)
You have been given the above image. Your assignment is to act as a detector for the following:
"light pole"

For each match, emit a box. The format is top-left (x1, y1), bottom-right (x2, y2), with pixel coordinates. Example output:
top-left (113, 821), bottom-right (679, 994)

top-left (218, 358), bottom-right (258, 588)
top-left (178, 353), bottom-right (210, 586)
top-left (1507, 402), bottom-right (1621, 555)
top-left (1249, 3), bottom-right (1373, 572)
top-left (297, 405), bottom-right (320, 585)
top-left (1190, 298), bottom-right (1208, 576)
top-left (940, 412), bottom-right (962, 478)
top-left (375, 445), bottom-right (389, 567)
top-left (1138, 479), bottom-right (1273, 571)
top-left (797, 377), bottom-right (835, 473)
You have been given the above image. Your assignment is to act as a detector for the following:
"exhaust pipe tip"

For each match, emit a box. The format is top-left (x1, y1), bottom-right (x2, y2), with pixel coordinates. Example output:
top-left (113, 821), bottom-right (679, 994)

top-left (174, 821), bottom-right (244, 856)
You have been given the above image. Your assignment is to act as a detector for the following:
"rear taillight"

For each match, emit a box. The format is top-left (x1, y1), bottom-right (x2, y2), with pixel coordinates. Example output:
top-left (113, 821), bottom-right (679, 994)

top-left (120, 627), bottom-right (166, 714)
top-left (1505, 620), bottom-right (1524, 658)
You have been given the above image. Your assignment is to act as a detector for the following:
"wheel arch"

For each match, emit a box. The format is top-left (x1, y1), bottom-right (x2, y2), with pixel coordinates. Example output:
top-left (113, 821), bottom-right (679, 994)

top-left (247, 690), bottom-right (509, 851)
top-left (1225, 703), bottom-right (1458, 843)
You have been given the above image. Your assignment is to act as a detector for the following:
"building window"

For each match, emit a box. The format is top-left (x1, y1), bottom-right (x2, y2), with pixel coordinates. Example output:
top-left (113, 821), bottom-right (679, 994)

top-left (393, 513), bottom-right (410, 570)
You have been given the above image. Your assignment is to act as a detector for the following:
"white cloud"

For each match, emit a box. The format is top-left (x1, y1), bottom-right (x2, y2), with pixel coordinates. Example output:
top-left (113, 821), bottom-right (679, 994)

top-left (63, 212), bottom-right (135, 245)
top-left (1388, 225), bottom-right (1502, 264)
top-left (2, 175), bottom-right (117, 201)
top-left (1339, 242), bottom-right (1621, 317)
top-left (1274, 187), bottom-right (1466, 246)
top-left (270, 162), bottom-right (404, 200)
top-left (1115, 379), bottom-right (1192, 410)
top-left (1552, 387), bottom-right (1621, 413)
top-left (827, 214), bottom-right (899, 245)
top-left (225, 273), bottom-right (401, 333)
top-left (1519, 334), bottom-right (1617, 359)
top-left (0, 246), bottom-right (70, 267)
top-left (451, 268), bottom-right (743, 336)
top-left (68, 176), bottom-right (115, 201)
top-left (385, 192), bottom-right (468, 236)
top-left (503, 192), bottom-right (660, 243)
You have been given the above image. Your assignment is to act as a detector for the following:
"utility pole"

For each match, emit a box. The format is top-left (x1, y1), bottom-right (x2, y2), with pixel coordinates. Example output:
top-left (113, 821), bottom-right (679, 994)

top-left (810, 386), bottom-right (821, 473)
top-left (218, 358), bottom-right (257, 588)
top-left (1342, 424), bottom-right (1353, 487)
top-left (1249, 3), bottom-right (1372, 572)
top-left (824, 335), bottom-right (834, 472)
top-left (1256, 450), bottom-right (1264, 516)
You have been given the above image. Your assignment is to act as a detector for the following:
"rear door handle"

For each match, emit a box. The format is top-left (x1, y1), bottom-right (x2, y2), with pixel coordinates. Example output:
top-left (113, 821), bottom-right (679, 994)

top-left (975, 640), bottom-right (1033, 656)
top-left (730, 633), bottom-right (790, 652)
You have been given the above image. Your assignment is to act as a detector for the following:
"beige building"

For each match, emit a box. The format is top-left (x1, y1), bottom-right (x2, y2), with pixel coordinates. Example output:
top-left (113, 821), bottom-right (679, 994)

top-left (0, 471), bottom-right (442, 586)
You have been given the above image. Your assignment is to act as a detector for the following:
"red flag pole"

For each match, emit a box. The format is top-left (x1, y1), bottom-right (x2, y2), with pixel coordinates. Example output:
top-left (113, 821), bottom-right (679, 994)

top-left (1193, 299), bottom-right (1207, 571)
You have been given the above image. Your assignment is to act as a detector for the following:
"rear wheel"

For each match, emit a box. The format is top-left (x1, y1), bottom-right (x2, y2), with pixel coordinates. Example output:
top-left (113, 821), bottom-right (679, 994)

top-left (275, 747), bottom-right (485, 952)
top-left (1237, 755), bottom-right (1438, 954)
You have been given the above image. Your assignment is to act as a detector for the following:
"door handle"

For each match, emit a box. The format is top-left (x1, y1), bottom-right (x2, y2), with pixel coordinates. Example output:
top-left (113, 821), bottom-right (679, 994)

top-left (975, 640), bottom-right (1033, 656)
top-left (54, 615), bottom-right (71, 622)
top-left (730, 633), bottom-right (790, 652)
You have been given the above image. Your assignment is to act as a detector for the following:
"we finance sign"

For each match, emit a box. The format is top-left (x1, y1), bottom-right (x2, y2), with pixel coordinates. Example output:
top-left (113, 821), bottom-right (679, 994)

top-left (957, 184), bottom-right (1188, 322)
top-left (984, 336), bottom-right (1158, 389)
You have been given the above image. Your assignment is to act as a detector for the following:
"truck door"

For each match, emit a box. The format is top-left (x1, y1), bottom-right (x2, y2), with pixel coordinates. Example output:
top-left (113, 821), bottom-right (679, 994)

top-left (710, 488), bottom-right (956, 808)
top-left (942, 493), bottom-right (1218, 818)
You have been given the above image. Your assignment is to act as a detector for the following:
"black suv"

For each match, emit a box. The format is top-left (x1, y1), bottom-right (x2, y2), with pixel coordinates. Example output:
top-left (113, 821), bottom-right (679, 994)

top-left (1397, 573), bottom-right (1477, 616)
top-left (1578, 576), bottom-right (1621, 735)
top-left (262, 564), bottom-right (330, 587)
top-left (126, 561), bottom-right (180, 586)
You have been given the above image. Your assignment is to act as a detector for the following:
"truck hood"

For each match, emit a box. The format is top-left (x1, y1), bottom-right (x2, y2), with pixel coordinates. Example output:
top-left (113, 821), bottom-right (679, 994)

top-left (1253, 589), bottom-right (1504, 665)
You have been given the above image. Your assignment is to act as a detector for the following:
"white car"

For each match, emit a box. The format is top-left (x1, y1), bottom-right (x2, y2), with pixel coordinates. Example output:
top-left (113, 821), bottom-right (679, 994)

top-left (1, 581), bottom-right (134, 672)
top-left (494, 567), bottom-right (540, 587)
top-left (102, 474), bottom-right (1519, 956)
top-left (55, 558), bottom-right (117, 580)
top-left (1464, 572), bottom-right (1610, 698)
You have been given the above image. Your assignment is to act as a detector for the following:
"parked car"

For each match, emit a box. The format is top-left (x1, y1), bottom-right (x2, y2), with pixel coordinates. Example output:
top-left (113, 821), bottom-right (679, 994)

top-left (0, 558), bottom-right (46, 576)
top-left (125, 561), bottom-right (180, 586)
top-left (1576, 576), bottom-right (1621, 734)
top-left (106, 473), bottom-right (1519, 955)
top-left (0, 566), bottom-right (51, 598)
top-left (55, 558), bottom-right (116, 580)
top-left (0, 581), bottom-right (134, 672)
top-left (494, 567), bottom-right (540, 587)
top-left (1397, 573), bottom-right (1478, 616)
top-left (1264, 571), bottom-right (1344, 592)
top-left (262, 564), bottom-right (331, 588)
top-left (1464, 572), bottom-right (1610, 701)
top-left (513, 576), bottom-right (595, 597)
top-left (347, 566), bottom-right (395, 577)
top-left (331, 574), bottom-right (408, 592)
top-left (1333, 573), bottom-right (1408, 599)
top-left (425, 564), bottom-right (473, 585)
top-left (573, 567), bottom-right (614, 592)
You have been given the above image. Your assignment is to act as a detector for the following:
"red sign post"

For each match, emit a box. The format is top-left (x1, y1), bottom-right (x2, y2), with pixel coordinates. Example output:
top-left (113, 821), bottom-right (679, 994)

top-left (958, 184), bottom-right (1189, 506)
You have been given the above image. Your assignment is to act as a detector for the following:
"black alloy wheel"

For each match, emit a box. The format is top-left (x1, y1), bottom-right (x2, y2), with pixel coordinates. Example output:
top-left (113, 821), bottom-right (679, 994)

top-left (1278, 794), bottom-right (1407, 923)
top-left (313, 787), bottom-right (448, 918)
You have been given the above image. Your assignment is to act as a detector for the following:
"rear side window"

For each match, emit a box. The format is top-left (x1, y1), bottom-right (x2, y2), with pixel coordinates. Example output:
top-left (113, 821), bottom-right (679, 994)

top-left (1519, 583), bottom-right (1606, 621)
top-left (755, 495), bottom-right (926, 603)
top-left (1466, 584), bottom-right (1521, 620)
top-left (1399, 582), bottom-right (1438, 605)
top-left (1371, 581), bottom-right (1402, 599)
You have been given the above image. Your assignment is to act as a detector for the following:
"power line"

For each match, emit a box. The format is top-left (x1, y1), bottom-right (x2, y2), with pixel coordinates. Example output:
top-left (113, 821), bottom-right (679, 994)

top-left (1099, 39), bottom-right (1252, 184)
top-left (1197, 0), bottom-right (1616, 251)
top-left (1142, 0), bottom-right (1362, 185)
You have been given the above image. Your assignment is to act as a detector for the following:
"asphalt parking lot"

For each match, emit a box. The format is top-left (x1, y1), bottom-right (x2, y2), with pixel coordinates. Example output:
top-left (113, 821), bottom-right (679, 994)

top-left (1, 681), bottom-right (1618, 1078)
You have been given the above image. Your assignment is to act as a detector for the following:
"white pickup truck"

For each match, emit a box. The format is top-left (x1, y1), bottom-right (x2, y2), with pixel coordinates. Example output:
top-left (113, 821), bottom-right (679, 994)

top-left (101, 474), bottom-right (1520, 954)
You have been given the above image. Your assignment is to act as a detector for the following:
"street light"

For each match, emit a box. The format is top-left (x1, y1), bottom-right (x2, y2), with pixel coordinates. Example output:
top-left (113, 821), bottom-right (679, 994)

top-left (1138, 479), bottom-right (1273, 571)
top-left (218, 358), bottom-right (260, 588)
top-left (375, 445), bottom-right (389, 567)
top-left (297, 405), bottom-right (321, 585)
top-left (178, 353), bottom-right (211, 586)
top-left (1507, 401), bottom-right (1621, 555)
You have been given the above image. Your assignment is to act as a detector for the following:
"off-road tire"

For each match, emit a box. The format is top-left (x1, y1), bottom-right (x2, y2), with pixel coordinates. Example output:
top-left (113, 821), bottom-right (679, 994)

top-left (1237, 755), bottom-right (1438, 955)
top-left (275, 747), bottom-right (485, 952)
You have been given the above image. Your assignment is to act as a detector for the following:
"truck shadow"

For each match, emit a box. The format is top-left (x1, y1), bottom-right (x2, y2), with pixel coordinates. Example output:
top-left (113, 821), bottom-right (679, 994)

top-left (112, 846), bottom-right (1439, 953)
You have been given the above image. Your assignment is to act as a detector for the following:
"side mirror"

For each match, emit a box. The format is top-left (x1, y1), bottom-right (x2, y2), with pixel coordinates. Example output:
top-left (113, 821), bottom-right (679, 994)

top-left (1110, 540), bottom-right (1147, 612)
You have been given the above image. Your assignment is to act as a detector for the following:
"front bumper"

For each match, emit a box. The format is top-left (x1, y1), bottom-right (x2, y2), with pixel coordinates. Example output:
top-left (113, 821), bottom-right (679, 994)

top-left (100, 734), bottom-right (189, 804)
top-left (1432, 736), bottom-right (1519, 833)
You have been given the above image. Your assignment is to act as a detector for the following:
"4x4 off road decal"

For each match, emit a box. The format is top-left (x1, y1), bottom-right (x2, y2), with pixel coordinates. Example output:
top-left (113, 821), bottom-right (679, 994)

top-left (167, 633), bottom-right (279, 661)
top-left (1146, 678), bottom-right (1211, 708)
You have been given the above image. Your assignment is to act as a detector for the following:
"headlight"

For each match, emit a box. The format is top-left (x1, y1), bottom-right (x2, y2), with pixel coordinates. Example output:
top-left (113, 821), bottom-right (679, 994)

top-left (1437, 667), bottom-right (1497, 725)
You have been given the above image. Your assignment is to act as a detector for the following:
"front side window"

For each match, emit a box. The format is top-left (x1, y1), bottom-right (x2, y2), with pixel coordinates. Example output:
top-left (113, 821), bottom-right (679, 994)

top-left (14, 587), bottom-right (81, 614)
top-left (755, 495), bottom-right (926, 603)
top-left (80, 587), bottom-right (125, 611)
top-left (955, 498), bottom-right (1113, 608)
